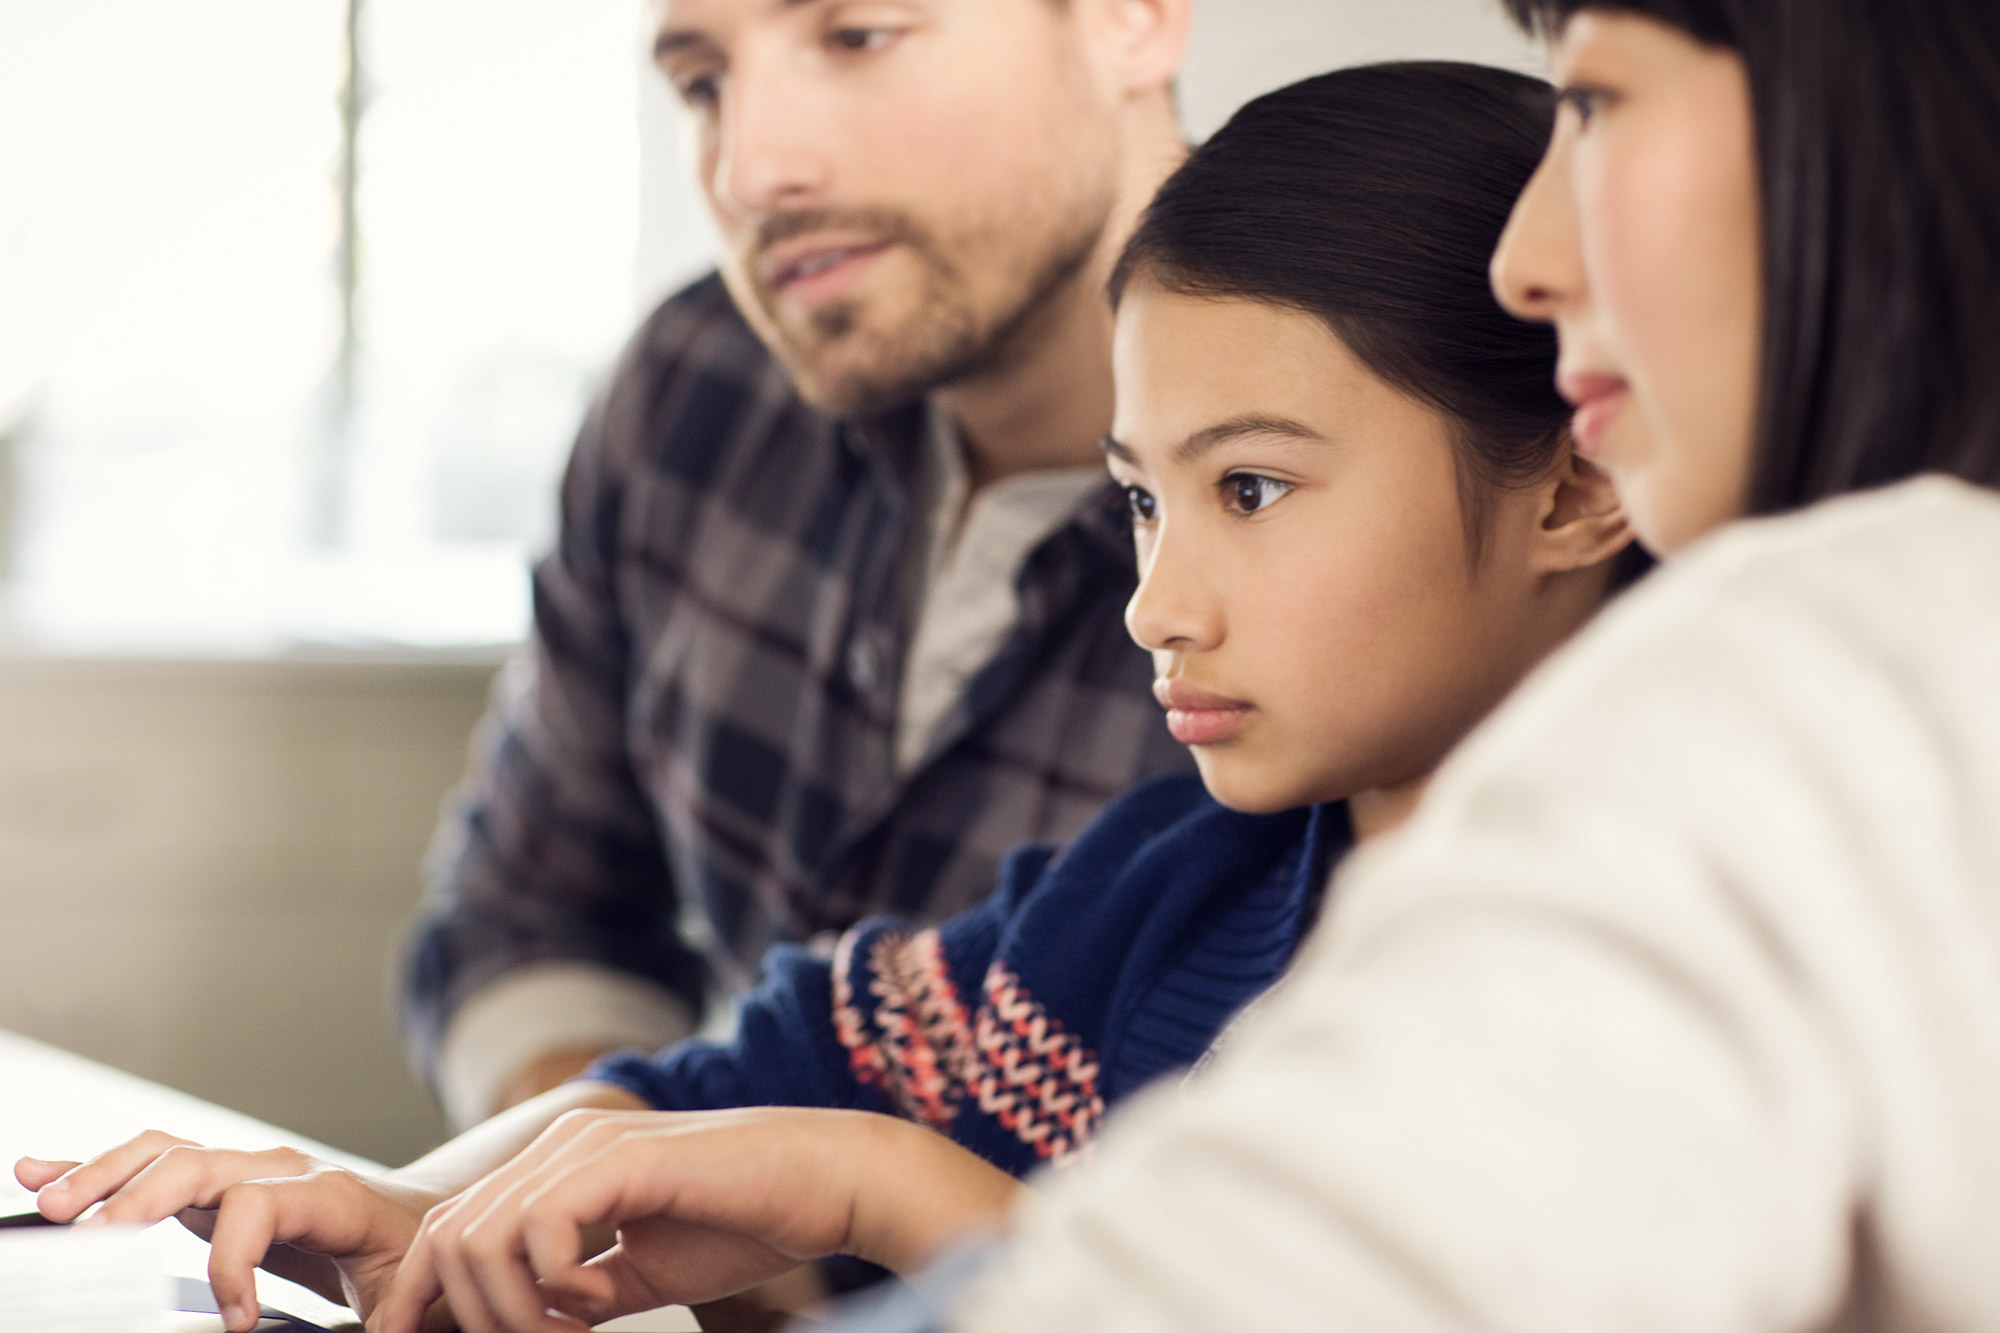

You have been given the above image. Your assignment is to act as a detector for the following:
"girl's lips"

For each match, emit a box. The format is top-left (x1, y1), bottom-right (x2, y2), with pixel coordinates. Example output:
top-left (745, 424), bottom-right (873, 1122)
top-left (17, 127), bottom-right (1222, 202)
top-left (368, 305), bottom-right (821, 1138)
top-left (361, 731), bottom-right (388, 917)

top-left (1165, 706), bottom-right (1252, 747)
top-left (1154, 680), bottom-right (1254, 747)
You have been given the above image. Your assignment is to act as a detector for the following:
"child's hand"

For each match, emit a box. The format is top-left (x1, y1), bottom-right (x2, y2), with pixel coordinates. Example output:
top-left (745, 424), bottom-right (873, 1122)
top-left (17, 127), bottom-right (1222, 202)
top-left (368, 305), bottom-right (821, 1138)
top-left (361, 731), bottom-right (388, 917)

top-left (368, 1105), bottom-right (1024, 1333)
top-left (16, 1133), bottom-right (444, 1332)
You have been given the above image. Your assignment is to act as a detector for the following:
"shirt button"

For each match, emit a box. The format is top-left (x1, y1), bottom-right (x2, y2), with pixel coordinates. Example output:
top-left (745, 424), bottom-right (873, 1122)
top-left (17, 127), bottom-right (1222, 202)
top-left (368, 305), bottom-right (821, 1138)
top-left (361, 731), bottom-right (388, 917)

top-left (846, 634), bottom-right (886, 695)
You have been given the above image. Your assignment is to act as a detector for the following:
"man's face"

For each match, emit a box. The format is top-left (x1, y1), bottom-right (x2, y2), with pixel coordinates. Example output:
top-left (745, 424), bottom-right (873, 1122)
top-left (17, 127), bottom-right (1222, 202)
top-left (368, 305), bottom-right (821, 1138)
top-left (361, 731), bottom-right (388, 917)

top-left (651, 0), bottom-right (1123, 415)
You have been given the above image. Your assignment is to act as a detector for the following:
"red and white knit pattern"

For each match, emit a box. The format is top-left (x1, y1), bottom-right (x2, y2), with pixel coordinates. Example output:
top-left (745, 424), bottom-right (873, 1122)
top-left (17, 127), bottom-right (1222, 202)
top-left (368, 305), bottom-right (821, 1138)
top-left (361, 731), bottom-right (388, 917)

top-left (970, 961), bottom-right (1103, 1166)
top-left (833, 929), bottom-right (977, 1132)
top-left (832, 933), bottom-right (1104, 1166)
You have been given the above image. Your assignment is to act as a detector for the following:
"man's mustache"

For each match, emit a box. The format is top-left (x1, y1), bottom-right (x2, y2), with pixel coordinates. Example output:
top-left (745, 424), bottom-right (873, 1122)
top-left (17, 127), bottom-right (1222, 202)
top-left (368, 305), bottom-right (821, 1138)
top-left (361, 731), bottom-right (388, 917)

top-left (747, 207), bottom-right (936, 277)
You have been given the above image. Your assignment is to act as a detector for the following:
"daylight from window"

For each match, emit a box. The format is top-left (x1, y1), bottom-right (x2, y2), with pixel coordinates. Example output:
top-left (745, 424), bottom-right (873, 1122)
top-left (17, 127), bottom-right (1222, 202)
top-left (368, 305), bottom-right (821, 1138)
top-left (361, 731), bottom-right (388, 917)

top-left (0, 0), bottom-right (652, 652)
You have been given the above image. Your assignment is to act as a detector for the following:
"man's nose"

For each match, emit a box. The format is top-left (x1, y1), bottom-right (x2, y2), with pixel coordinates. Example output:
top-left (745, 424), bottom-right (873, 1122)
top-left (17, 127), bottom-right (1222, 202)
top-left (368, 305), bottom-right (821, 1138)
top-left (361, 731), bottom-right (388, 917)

top-left (708, 60), bottom-right (835, 221)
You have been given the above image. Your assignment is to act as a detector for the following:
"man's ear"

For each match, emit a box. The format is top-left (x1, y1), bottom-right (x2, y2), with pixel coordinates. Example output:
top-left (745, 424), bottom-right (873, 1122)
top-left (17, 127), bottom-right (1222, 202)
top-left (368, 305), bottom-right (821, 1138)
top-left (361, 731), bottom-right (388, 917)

top-left (1085, 0), bottom-right (1191, 98)
top-left (1530, 444), bottom-right (1634, 575)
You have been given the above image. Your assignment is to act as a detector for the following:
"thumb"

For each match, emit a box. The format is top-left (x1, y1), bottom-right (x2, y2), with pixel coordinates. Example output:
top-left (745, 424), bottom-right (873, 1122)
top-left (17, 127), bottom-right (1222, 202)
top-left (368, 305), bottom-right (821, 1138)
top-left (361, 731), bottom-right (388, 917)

top-left (544, 1247), bottom-right (657, 1328)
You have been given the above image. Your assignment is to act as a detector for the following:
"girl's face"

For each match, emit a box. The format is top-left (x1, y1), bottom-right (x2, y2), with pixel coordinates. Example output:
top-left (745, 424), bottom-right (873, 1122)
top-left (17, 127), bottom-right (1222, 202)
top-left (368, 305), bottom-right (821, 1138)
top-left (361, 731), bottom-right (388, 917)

top-left (1108, 285), bottom-right (1619, 829)
top-left (1491, 12), bottom-right (1761, 555)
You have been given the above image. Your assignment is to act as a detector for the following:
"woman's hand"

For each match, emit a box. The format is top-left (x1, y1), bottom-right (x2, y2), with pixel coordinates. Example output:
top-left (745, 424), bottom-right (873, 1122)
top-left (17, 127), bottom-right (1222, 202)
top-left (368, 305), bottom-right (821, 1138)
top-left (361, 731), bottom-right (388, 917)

top-left (369, 1106), bottom-right (1025, 1333)
top-left (16, 1134), bottom-right (444, 1332)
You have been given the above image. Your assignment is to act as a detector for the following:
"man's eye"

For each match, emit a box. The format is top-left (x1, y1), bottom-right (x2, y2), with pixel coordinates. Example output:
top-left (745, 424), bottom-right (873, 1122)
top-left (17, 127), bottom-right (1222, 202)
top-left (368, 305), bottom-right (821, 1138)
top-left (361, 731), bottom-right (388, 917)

top-left (828, 27), bottom-right (895, 53)
top-left (1122, 485), bottom-right (1158, 523)
top-left (1221, 473), bottom-right (1293, 516)
top-left (675, 72), bottom-right (722, 109)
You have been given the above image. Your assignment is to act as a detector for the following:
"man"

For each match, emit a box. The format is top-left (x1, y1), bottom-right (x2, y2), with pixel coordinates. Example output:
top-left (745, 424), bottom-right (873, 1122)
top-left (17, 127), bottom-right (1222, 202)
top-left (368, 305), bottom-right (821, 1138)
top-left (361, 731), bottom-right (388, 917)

top-left (402, 0), bottom-right (1196, 1130)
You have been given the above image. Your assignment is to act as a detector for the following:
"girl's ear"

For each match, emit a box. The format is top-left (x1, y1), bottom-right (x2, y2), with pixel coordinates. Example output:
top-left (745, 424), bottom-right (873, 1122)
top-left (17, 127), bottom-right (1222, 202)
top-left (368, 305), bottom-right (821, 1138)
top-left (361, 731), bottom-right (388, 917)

top-left (1530, 445), bottom-right (1635, 575)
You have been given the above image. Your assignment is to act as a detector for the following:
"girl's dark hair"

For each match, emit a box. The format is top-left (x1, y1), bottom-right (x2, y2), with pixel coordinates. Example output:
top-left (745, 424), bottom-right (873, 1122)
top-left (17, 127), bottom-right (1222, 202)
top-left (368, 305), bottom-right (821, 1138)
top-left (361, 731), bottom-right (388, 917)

top-left (1503, 0), bottom-right (2000, 510)
top-left (1112, 63), bottom-right (1619, 572)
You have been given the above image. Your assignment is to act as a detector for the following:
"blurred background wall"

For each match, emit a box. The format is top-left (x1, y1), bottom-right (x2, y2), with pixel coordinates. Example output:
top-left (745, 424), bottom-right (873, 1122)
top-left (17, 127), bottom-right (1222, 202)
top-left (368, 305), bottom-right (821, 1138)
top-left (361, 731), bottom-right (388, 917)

top-left (0, 0), bottom-right (1538, 1168)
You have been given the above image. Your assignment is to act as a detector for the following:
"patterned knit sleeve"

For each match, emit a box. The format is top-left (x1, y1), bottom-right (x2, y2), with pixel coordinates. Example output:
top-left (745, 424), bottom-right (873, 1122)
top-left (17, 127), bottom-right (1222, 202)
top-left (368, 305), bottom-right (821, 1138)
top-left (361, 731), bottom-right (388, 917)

top-left (584, 844), bottom-right (1054, 1117)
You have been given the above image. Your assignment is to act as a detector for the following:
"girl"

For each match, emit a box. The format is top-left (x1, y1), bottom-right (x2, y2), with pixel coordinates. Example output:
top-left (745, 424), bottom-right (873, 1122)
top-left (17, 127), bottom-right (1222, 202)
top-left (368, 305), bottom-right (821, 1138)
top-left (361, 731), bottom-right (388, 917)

top-left (25, 62), bottom-right (1636, 1333)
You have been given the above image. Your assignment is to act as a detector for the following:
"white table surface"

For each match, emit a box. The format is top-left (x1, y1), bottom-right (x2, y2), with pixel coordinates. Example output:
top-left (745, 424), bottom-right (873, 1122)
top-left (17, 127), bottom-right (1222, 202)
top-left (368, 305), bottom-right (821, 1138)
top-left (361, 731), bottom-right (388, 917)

top-left (0, 1030), bottom-right (696, 1332)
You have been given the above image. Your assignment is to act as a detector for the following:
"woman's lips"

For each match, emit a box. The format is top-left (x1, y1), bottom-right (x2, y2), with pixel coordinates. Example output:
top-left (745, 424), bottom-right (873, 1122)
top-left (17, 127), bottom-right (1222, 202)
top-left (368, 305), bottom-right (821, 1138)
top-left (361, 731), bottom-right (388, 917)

top-left (1556, 368), bottom-right (1632, 462)
top-left (1154, 679), bottom-right (1254, 747)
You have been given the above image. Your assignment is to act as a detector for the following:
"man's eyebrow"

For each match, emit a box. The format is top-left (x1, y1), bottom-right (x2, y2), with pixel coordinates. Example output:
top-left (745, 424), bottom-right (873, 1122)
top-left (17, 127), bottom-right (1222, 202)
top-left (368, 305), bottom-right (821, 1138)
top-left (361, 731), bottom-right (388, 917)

top-left (1174, 413), bottom-right (1323, 463)
top-left (654, 0), bottom-right (822, 60)
top-left (652, 28), bottom-right (711, 60)
top-left (1100, 435), bottom-right (1139, 465)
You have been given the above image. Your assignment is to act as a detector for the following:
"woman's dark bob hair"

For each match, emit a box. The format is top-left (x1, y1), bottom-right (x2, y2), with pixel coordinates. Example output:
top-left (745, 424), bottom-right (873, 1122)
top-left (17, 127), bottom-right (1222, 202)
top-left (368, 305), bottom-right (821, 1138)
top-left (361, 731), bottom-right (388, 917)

top-left (1110, 62), bottom-right (1615, 567)
top-left (1506, 0), bottom-right (2000, 510)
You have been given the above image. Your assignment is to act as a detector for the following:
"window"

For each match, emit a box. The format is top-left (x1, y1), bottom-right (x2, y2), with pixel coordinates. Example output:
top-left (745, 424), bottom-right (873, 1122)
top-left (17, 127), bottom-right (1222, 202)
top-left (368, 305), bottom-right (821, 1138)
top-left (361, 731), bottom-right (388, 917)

top-left (0, 0), bottom-right (676, 651)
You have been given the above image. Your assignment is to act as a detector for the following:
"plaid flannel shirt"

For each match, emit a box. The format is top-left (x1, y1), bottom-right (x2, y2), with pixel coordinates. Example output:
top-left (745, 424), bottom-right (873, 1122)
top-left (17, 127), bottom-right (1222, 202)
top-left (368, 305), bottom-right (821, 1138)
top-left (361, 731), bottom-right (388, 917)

top-left (401, 274), bottom-right (1192, 1081)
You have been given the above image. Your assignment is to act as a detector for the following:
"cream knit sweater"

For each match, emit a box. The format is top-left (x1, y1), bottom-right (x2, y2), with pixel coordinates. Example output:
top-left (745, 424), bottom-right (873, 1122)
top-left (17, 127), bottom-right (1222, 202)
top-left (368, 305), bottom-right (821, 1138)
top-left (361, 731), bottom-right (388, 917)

top-left (961, 477), bottom-right (2000, 1332)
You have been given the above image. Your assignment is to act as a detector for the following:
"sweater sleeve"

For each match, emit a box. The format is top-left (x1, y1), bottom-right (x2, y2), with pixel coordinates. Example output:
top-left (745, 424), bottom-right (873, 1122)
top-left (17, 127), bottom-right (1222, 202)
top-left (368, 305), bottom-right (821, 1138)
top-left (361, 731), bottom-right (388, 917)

top-left (585, 845), bottom-right (1057, 1115)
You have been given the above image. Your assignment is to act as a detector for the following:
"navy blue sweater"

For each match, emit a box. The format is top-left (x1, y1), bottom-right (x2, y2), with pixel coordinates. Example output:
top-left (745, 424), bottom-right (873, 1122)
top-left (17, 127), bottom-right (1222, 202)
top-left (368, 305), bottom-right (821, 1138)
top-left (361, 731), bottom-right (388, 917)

top-left (590, 775), bottom-right (1350, 1176)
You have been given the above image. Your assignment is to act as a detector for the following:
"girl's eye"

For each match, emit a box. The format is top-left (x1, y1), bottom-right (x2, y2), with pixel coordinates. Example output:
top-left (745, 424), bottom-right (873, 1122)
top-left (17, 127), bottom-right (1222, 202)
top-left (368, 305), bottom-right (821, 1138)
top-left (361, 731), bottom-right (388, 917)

top-left (1221, 473), bottom-right (1293, 516)
top-left (1122, 484), bottom-right (1158, 523)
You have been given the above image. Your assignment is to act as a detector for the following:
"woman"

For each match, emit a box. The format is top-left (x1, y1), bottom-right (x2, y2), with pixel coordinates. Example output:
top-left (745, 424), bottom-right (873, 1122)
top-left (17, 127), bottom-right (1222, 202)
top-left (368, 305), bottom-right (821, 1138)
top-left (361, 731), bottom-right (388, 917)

top-left (25, 63), bottom-right (1641, 1332)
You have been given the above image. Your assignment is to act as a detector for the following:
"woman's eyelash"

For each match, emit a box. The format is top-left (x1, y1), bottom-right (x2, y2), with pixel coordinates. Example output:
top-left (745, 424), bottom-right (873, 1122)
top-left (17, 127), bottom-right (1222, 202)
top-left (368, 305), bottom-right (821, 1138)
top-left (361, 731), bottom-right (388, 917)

top-left (1557, 85), bottom-right (1614, 126)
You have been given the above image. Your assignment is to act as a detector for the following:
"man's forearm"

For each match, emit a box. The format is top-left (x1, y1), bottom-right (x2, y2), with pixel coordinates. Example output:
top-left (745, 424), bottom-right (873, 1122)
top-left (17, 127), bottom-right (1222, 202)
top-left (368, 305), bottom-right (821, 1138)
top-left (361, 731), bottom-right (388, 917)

top-left (432, 963), bottom-right (696, 1129)
top-left (494, 1047), bottom-right (618, 1114)
top-left (389, 1080), bottom-right (648, 1199)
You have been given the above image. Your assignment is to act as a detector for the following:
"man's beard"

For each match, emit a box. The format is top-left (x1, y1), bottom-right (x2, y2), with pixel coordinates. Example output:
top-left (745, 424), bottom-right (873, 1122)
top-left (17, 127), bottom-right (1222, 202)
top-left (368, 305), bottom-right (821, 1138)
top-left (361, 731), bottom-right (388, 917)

top-left (727, 198), bottom-right (1108, 418)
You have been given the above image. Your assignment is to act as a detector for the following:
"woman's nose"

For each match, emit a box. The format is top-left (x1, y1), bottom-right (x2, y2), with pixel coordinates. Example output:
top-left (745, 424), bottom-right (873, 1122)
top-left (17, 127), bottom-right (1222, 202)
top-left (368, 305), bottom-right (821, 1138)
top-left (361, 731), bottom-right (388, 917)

top-left (1491, 126), bottom-right (1585, 326)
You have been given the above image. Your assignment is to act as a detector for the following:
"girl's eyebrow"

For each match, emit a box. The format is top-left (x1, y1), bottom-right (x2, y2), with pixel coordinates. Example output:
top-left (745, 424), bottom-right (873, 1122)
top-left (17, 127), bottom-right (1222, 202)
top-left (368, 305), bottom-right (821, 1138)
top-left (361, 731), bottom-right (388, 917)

top-left (1102, 414), bottom-right (1323, 468)
top-left (1173, 413), bottom-right (1323, 463)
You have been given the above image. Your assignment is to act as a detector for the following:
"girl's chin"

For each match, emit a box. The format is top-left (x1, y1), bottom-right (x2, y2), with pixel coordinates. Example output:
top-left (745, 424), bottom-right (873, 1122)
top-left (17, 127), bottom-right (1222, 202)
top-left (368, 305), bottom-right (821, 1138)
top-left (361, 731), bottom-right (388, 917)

top-left (1193, 755), bottom-right (1319, 817)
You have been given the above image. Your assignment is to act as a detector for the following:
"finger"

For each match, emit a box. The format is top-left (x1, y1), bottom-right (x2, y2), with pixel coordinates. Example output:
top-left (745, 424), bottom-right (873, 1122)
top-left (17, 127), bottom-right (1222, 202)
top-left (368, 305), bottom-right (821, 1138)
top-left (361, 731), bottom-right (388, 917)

top-left (15, 1158), bottom-right (81, 1192)
top-left (456, 1192), bottom-right (568, 1333)
top-left (35, 1131), bottom-right (195, 1222)
top-left (203, 1182), bottom-right (289, 1333)
top-left (538, 1249), bottom-right (636, 1329)
top-left (427, 1206), bottom-right (509, 1333)
top-left (404, 1134), bottom-right (605, 1333)
top-left (371, 1224), bottom-right (448, 1333)
top-left (521, 1211), bottom-right (585, 1293)
top-left (89, 1146), bottom-right (310, 1230)
top-left (172, 1205), bottom-right (221, 1246)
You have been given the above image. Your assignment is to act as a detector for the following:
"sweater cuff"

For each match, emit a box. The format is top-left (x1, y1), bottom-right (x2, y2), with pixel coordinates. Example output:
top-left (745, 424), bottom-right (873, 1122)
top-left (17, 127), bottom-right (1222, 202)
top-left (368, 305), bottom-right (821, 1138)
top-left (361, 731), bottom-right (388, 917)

top-left (437, 961), bottom-right (694, 1130)
top-left (579, 1050), bottom-right (680, 1110)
